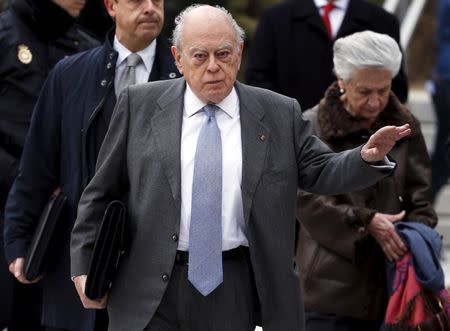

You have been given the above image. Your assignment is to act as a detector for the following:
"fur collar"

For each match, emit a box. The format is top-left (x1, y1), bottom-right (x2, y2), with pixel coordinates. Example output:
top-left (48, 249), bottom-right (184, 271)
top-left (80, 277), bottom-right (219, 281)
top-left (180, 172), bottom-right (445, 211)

top-left (317, 82), bottom-right (415, 141)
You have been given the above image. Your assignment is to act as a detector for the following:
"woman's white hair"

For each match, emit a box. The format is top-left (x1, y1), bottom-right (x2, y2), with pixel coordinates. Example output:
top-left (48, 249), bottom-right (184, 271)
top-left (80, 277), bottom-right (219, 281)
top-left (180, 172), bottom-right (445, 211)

top-left (171, 4), bottom-right (245, 51)
top-left (333, 30), bottom-right (402, 82)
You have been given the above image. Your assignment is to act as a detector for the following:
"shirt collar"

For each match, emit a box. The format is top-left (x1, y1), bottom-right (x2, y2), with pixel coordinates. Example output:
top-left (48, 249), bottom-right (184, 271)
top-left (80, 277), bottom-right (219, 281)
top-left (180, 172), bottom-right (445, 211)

top-left (314, 0), bottom-right (349, 10)
top-left (113, 36), bottom-right (157, 73)
top-left (184, 84), bottom-right (239, 118)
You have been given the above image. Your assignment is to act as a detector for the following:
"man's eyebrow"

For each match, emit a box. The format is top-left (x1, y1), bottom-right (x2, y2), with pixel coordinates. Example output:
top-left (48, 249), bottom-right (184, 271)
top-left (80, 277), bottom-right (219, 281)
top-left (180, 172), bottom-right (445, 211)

top-left (188, 43), bottom-right (235, 54)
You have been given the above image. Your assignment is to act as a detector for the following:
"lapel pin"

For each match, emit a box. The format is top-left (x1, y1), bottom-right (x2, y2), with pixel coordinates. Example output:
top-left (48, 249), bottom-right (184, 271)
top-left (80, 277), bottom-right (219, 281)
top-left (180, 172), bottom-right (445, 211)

top-left (18, 44), bottom-right (32, 64)
top-left (259, 134), bottom-right (267, 142)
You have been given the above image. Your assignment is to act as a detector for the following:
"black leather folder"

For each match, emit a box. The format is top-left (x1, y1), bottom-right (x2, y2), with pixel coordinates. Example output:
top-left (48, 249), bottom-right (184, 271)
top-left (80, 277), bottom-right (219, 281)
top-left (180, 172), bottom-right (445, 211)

top-left (24, 191), bottom-right (67, 281)
top-left (85, 200), bottom-right (127, 300)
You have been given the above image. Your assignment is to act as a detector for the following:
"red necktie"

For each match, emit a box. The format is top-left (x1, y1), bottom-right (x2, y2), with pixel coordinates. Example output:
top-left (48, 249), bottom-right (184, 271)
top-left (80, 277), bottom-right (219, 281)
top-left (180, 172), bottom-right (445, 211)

top-left (322, 1), bottom-right (335, 39)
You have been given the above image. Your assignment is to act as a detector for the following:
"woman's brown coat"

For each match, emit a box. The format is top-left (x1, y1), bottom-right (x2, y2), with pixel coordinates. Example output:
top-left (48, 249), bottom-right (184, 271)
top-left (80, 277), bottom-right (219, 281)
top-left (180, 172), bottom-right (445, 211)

top-left (296, 83), bottom-right (437, 321)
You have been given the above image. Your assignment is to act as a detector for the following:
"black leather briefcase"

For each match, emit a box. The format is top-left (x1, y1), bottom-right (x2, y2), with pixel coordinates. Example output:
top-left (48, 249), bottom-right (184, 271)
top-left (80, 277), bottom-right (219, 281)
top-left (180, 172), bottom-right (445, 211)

top-left (24, 191), bottom-right (67, 281)
top-left (85, 200), bottom-right (127, 300)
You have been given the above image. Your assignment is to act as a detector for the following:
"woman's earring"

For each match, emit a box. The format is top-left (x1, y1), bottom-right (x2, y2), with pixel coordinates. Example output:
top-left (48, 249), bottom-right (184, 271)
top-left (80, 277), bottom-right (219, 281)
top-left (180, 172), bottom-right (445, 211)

top-left (339, 87), bottom-right (345, 94)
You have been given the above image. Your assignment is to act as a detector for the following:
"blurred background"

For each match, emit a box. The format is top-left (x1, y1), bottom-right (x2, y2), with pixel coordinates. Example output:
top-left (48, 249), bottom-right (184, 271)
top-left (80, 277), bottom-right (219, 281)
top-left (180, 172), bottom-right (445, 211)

top-left (0, 0), bottom-right (436, 86)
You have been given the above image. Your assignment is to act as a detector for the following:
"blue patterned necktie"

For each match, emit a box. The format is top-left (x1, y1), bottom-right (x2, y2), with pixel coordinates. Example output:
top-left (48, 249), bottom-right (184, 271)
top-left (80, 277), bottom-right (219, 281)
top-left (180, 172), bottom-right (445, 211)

top-left (188, 104), bottom-right (223, 296)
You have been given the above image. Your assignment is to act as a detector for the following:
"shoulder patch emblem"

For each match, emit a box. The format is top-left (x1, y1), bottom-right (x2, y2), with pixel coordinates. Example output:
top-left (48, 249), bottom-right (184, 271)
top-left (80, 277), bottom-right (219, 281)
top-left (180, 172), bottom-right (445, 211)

top-left (18, 44), bottom-right (32, 64)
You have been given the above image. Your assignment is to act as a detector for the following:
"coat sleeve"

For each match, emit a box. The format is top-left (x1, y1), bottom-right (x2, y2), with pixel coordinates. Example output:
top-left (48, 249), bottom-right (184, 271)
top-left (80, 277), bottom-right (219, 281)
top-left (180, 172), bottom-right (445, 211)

top-left (3, 66), bottom-right (63, 263)
top-left (297, 190), bottom-right (376, 261)
top-left (0, 148), bottom-right (19, 208)
top-left (294, 101), bottom-right (393, 195)
top-left (70, 88), bottom-right (130, 277)
top-left (296, 115), bottom-right (436, 261)
top-left (0, 17), bottom-right (19, 207)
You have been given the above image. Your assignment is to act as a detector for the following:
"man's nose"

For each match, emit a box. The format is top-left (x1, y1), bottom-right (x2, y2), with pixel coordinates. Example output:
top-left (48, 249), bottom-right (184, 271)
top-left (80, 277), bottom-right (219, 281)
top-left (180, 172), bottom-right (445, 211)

top-left (143, 0), bottom-right (156, 13)
top-left (207, 56), bottom-right (220, 72)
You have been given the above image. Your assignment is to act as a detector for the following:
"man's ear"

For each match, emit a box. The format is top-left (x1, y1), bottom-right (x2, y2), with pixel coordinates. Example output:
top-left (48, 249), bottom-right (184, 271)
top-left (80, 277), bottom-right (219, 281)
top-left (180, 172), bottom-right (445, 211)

top-left (237, 42), bottom-right (244, 70)
top-left (238, 41), bottom-right (244, 55)
top-left (103, 0), bottom-right (116, 19)
top-left (171, 46), bottom-right (183, 74)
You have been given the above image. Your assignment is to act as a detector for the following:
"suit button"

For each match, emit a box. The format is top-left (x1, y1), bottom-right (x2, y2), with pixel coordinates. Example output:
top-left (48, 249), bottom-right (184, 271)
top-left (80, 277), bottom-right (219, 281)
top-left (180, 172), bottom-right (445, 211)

top-left (358, 227), bottom-right (366, 235)
top-left (162, 273), bottom-right (169, 282)
top-left (172, 234), bottom-right (178, 242)
top-left (100, 79), bottom-right (107, 86)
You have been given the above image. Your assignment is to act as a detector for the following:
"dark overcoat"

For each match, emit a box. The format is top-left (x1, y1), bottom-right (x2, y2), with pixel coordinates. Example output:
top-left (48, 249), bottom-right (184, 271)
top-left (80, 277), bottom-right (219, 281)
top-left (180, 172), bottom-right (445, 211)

top-left (4, 32), bottom-right (180, 330)
top-left (0, 0), bottom-right (99, 325)
top-left (296, 83), bottom-right (437, 321)
top-left (0, 0), bottom-right (99, 204)
top-left (245, 0), bottom-right (408, 110)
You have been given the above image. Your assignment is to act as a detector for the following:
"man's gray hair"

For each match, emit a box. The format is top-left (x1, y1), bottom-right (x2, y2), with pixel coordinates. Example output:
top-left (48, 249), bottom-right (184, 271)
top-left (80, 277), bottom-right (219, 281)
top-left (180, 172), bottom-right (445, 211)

top-left (333, 30), bottom-right (402, 82)
top-left (171, 4), bottom-right (245, 50)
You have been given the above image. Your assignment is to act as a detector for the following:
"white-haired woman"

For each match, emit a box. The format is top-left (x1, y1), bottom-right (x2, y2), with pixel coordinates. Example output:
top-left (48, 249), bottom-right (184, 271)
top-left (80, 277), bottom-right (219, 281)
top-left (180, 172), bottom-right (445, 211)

top-left (295, 31), bottom-right (437, 331)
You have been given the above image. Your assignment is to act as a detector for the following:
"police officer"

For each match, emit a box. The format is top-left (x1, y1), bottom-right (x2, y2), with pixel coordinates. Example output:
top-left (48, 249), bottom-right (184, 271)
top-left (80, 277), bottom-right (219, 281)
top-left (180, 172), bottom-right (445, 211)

top-left (0, 0), bottom-right (99, 329)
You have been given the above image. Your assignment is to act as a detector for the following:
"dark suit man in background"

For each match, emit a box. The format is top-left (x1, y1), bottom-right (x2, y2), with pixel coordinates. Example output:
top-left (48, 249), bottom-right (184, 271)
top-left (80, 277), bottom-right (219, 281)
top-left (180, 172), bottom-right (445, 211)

top-left (0, 0), bottom-right (99, 329)
top-left (245, 0), bottom-right (408, 111)
top-left (3, 0), bottom-right (180, 330)
top-left (71, 4), bottom-right (410, 331)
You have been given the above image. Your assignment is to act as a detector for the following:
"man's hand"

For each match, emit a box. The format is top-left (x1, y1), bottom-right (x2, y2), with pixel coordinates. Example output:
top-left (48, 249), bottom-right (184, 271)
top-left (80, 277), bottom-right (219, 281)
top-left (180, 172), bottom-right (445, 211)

top-left (361, 124), bottom-right (411, 163)
top-left (367, 210), bottom-right (407, 261)
top-left (8, 257), bottom-right (41, 284)
top-left (73, 275), bottom-right (107, 309)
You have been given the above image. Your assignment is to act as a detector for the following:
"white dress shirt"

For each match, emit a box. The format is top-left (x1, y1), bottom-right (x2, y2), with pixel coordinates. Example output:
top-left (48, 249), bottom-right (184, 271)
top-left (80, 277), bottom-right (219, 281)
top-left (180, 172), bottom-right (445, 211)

top-left (314, 0), bottom-right (349, 39)
top-left (178, 85), bottom-right (248, 251)
top-left (113, 36), bottom-right (156, 90)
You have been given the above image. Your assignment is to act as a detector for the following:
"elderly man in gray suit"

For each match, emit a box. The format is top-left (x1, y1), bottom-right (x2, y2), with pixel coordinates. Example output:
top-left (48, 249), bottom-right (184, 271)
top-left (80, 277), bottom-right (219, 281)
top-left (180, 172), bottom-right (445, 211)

top-left (70, 4), bottom-right (411, 331)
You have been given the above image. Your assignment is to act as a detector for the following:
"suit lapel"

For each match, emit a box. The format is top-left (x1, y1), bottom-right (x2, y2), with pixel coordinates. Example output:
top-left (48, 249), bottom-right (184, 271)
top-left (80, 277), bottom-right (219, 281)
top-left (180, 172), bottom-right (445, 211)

top-left (336, 0), bottom-right (371, 38)
top-left (150, 80), bottom-right (270, 224)
top-left (236, 83), bottom-right (270, 224)
top-left (293, 0), bottom-right (330, 40)
top-left (151, 78), bottom-right (185, 202)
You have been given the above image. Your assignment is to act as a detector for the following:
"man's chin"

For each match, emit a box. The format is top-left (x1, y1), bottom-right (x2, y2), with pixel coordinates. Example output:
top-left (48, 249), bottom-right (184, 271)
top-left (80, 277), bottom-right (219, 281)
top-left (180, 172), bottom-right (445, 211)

top-left (205, 91), bottom-right (230, 104)
top-left (136, 31), bottom-right (160, 44)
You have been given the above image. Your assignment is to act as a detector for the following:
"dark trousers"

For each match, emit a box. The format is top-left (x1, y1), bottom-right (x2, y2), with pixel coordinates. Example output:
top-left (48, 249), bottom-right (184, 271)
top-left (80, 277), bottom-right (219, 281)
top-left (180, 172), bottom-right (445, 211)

top-left (45, 308), bottom-right (108, 331)
top-left (305, 311), bottom-right (382, 331)
top-left (431, 79), bottom-right (450, 202)
top-left (144, 248), bottom-right (257, 331)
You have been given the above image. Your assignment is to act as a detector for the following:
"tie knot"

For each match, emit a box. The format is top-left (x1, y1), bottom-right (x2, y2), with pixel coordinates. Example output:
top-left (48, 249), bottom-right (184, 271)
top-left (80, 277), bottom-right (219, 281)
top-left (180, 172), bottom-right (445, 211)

top-left (203, 104), bottom-right (218, 119)
top-left (126, 53), bottom-right (141, 67)
top-left (323, 0), bottom-right (335, 11)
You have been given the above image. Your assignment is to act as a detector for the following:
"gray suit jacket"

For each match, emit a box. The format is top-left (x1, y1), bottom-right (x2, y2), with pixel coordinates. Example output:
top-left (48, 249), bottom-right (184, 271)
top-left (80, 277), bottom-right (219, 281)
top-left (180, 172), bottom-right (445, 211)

top-left (71, 78), bottom-right (392, 331)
